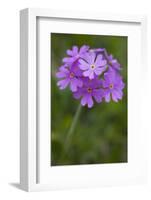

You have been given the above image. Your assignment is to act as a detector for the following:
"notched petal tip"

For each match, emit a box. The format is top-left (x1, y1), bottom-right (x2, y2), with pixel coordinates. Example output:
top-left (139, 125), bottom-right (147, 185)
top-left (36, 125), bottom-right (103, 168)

top-left (88, 102), bottom-right (94, 108)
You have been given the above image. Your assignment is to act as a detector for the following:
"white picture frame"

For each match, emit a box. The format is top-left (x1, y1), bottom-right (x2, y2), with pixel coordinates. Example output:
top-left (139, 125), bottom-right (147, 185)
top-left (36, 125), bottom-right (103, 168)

top-left (20, 8), bottom-right (147, 191)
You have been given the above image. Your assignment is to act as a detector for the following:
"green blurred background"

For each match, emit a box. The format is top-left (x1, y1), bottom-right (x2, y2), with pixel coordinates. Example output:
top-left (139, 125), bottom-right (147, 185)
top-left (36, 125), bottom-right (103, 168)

top-left (51, 33), bottom-right (127, 166)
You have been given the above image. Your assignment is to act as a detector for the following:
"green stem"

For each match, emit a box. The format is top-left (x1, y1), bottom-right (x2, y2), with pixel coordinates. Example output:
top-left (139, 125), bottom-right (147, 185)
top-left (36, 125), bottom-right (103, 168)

top-left (64, 103), bottom-right (82, 150)
top-left (59, 104), bottom-right (82, 163)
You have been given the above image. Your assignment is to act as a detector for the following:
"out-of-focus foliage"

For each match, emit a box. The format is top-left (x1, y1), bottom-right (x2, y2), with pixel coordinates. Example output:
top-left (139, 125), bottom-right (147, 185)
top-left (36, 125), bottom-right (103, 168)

top-left (51, 33), bottom-right (127, 166)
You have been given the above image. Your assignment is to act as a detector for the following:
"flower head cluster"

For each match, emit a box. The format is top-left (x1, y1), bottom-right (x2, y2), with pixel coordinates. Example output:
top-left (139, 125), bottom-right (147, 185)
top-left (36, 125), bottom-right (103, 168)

top-left (56, 45), bottom-right (125, 108)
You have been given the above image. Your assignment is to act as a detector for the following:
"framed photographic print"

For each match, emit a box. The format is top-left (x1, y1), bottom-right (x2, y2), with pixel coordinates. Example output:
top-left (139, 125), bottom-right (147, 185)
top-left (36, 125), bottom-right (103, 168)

top-left (20, 8), bottom-right (147, 191)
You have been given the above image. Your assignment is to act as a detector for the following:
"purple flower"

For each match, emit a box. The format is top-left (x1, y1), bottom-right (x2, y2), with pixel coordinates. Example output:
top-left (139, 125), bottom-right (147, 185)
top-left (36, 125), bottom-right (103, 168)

top-left (102, 69), bottom-right (125, 102)
top-left (73, 78), bottom-right (103, 108)
top-left (79, 52), bottom-right (107, 79)
top-left (56, 45), bottom-right (125, 107)
top-left (62, 45), bottom-right (89, 65)
top-left (56, 62), bottom-right (83, 92)
top-left (107, 54), bottom-right (121, 70)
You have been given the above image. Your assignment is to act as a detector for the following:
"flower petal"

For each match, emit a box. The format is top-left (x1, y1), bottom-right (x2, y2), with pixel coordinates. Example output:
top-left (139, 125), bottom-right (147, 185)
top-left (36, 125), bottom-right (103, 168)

top-left (112, 92), bottom-right (118, 102)
top-left (87, 95), bottom-right (94, 108)
top-left (62, 57), bottom-right (74, 64)
top-left (102, 79), bottom-right (109, 88)
top-left (72, 46), bottom-right (78, 55)
top-left (89, 71), bottom-right (95, 79)
top-left (108, 54), bottom-right (113, 60)
top-left (77, 78), bottom-right (83, 87)
top-left (113, 90), bottom-right (123, 100)
top-left (95, 55), bottom-right (107, 67)
top-left (104, 92), bottom-right (111, 102)
top-left (94, 66), bottom-right (106, 75)
top-left (79, 59), bottom-right (90, 70)
top-left (70, 78), bottom-right (83, 92)
top-left (95, 54), bottom-right (103, 64)
top-left (73, 90), bottom-right (82, 99)
top-left (89, 52), bottom-right (96, 64)
top-left (81, 94), bottom-right (94, 108)
top-left (70, 80), bottom-right (77, 92)
top-left (66, 49), bottom-right (73, 56)
top-left (56, 71), bottom-right (66, 78)
top-left (100, 59), bottom-right (107, 66)
top-left (57, 78), bottom-right (70, 90)
top-left (83, 52), bottom-right (96, 64)
top-left (93, 89), bottom-right (103, 103)
top-left (79, 45), bottom-right (89, 54)
top-left (58, 65), bottom-right (69, 73)
top-left (83, 70), bottom-right (94, 79)
top-left (81, 95), bottom-right (88, 106)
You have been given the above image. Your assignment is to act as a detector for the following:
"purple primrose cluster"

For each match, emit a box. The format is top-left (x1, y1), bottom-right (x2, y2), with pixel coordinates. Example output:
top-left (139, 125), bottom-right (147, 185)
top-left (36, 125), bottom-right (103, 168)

top-left (56, 45), bottom-right (125, 108)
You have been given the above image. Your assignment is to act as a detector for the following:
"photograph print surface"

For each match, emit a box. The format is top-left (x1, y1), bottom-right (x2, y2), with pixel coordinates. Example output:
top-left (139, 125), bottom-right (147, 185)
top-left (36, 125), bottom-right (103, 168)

top-left (51, 33), bottom-right (127, 166)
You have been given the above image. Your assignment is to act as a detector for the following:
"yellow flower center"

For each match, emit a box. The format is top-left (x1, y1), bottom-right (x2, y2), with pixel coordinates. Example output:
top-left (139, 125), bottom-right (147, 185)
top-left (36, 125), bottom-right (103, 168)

top-left (90, 64), bottom-right (96, 69)
top-left (87, 88), bottom-right (92, 93)
top-left (109, 83), bottom-right (113, 89)
top-left (69, 72), bottom-right (74, 78)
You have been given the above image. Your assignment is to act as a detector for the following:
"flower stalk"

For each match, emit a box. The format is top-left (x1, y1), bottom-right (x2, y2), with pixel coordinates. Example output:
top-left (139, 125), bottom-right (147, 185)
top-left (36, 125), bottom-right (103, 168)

top-left (64, 103), bottom-right (82, 151)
